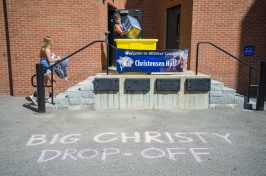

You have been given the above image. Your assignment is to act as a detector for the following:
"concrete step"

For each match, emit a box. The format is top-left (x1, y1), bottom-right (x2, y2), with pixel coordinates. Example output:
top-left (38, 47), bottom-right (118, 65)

top-left (210, 80), bottom-right (224, 91)
top-left (67, 86), bottom-right (82, 98)
top-left (210, 80), bottom-right (245, 109)
top-left (234, 94), bottom-right (245, 104)
top-left (46, 103), bottom-right (93, 111)
top-left (209, 104), bottom-right (244, 109)
top-left (46, 77), bottom-right (96, 110)
top-left (54, 94), bottom-right (69, 106)
top-left (79, 81), bottom-right (94, 91)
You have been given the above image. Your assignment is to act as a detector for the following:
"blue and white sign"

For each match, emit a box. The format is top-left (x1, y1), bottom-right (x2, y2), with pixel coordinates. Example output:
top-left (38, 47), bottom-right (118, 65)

top-left (116, 49), bottom-right (188, 72)
top-left (244, 46), bottom-right (254, 56)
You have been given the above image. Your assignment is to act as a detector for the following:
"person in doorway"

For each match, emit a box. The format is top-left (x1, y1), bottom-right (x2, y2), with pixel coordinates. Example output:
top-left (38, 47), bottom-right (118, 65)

top-left (114, 13), bottom-right (130, 38)
top-left (30, 36), bottom-right (61, 105)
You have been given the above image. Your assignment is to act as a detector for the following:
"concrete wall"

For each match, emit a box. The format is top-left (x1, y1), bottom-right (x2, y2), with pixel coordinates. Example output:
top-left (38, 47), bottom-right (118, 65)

top-left (94, 72), bottom-right (209, 110)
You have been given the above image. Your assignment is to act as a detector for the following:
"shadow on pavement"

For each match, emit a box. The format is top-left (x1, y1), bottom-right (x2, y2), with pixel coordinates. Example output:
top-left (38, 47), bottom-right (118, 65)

top-left (23, 97), bottom-right (38, 112)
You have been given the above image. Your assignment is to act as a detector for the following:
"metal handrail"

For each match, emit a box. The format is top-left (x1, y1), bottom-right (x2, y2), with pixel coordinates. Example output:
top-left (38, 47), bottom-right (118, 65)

top-left (196, 42), bottom-right (259, 103)
top-left (31, 39), bottom-right (107, 104)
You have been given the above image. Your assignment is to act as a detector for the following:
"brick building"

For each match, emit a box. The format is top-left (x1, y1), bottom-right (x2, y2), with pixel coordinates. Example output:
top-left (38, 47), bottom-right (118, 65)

top-left (1, 0), bottom-right (265, 96)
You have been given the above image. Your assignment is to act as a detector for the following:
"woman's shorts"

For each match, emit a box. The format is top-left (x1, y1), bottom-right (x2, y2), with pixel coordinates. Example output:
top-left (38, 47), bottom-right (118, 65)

top-left (44, 68), bottom-right (51, 75)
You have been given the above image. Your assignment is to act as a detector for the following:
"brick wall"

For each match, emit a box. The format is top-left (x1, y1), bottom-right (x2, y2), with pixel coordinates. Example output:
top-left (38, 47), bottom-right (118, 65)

top-left (190, 0), bottom-right (266, 94)
top-left (0, 0), bottom-right (10, 95)
top-left (238, 0), bottom-right (266, 94)
top-left (3, 0), bottom-right (126, 96)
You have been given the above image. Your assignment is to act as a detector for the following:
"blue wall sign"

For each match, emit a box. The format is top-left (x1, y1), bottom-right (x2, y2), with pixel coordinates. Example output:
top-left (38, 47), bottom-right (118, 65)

top-left (116, 49), bottom-right (188, 72)
top-left (244, 46), bottom-right (254, 56)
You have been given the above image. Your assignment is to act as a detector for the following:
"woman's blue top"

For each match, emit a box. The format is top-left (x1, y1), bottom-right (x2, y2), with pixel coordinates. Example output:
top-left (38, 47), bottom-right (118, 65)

top-left (115, 24), bottom-right (126, 38)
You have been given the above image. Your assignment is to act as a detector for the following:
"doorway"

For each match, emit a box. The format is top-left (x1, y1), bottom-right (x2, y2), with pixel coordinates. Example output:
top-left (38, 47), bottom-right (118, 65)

top-left (166, 5), bottom-right (181, 49)
top-left (107, 7), bottom-right (142, 66)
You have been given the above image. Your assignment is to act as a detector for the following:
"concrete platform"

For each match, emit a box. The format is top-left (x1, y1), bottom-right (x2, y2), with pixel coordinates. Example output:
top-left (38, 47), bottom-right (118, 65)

top-left (49, 69), bottom-right (246, 111)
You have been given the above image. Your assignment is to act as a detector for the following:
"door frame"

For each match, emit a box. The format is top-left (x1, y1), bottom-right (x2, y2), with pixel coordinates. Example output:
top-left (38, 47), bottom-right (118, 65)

top-left (107, 7), bottom-right (142, 67)
top-left (107, 4), bottom-right (117, 67)
top-left (166, 5), bottom-right (181, 49)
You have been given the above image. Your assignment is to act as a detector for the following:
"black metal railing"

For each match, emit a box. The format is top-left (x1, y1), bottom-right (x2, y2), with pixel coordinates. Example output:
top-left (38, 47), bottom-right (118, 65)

top-left (196, 42), bottom-right (259, 103)
top-left (31, 36), bottom-right (107, 105)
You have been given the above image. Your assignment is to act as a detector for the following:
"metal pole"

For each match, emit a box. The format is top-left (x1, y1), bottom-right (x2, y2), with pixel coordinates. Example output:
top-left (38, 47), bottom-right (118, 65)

top-left (247, 67), bottom-right (252, 103)
top-left (36, 64), bottom-right (45, 113)
top-left (51, 71), bottom-right (54, 104)
top-left (256, 61), bottom-right (266, 111)
top-left (105, 32), bottom-right (110, 75)
top-left (196, 43), bottom-right (199, 75)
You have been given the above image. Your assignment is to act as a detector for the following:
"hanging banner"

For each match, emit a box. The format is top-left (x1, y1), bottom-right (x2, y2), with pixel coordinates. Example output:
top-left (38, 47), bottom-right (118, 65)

top-left (116, 49), bottom-right (188, 72)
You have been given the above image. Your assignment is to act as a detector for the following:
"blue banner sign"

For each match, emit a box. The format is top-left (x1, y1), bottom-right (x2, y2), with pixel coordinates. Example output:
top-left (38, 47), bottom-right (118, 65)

top-left (244, 46), bottom-right (254, 56)
top-left (116, 49), bottom-right (188, 72)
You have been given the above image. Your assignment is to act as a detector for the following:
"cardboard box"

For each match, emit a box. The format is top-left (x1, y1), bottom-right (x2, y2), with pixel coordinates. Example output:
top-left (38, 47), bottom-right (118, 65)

top-left (123, 15), bottom-right (142, 39)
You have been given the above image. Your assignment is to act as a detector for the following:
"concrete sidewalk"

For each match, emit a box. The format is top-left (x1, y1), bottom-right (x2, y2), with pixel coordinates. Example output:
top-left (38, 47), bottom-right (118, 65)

top-left (0, 95), bottom-right (265, 176)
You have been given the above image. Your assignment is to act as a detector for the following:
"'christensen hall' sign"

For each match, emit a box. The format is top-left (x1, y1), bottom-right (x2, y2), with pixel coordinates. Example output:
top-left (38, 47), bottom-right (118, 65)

top-left (116, 49), bottom-right (188, 73)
